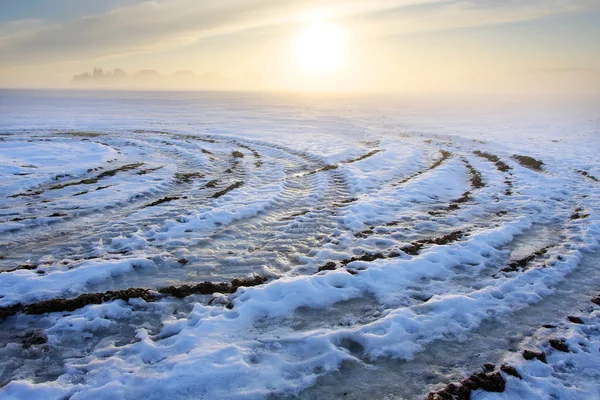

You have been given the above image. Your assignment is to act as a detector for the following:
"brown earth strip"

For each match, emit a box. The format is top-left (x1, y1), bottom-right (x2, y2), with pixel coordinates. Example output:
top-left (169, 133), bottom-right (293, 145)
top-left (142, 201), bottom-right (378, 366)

top-left (394, 150), bottom-right (451, 187)
top-left (212, 181), bottom-right (244, 198)
top-left (512, 155), bottom-right (544, 171)
top-left (144, 196), bottom-right (181, 207)
top-left (501, 247), bottom-right (550, 273)
top-left (577, 169), bottom-right (598, 181)
top-left (319, 230), bottom-right (465, 272)
top-left (473, 151), bottom-right (511, 172)
top-left (49, 163), bottom-right (145, 190)
top-left (307, 164), bottom-right (339, 175)
top-left (346, 149), bottom-right (382, 164)
top-left (0, 276), bottom-right (270, 319)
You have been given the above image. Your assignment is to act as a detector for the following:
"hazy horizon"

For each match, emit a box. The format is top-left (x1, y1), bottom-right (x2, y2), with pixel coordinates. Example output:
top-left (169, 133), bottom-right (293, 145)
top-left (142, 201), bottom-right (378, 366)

top-left (1, 0), bottom-right (599, 95)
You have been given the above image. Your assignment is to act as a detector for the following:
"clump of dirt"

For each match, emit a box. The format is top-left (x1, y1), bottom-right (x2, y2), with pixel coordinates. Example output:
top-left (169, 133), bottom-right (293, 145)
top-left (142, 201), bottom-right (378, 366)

top-left (473, 151), bottom-right (511, 172)
top-left (568, 316), bottom-right (584, 324)
top-left (232, 150), bottom-right (245, 158)
top-left (19, 331), bottom-right (48, 348)
top-left (212, 181), bottom-right (244, 198)
top-left (47, 212), bottom-right (67, 217)
top-left (577, 169), bottom-right (598, 181)
top-left (512, 155), bottom-right (544, 171)
top-left (570, 211), bottom-right (589, 220)
top-left (502, 247), bottom-right (549, 272)
top-left (158, 276), bottom-right (268, 298)
top-left (224, 168), bottom-right (234, 173)
top-left (427, 369), bottom-right (505, 400)
top-left (174, 172), bottom-right (205, 183)
top-left (205, 180), bottom-right (219, 188)
top-left (136, 166), bottom-right (163, 175)
top-left (549, 339), bottom-right (569, 352)
top-left (317, 262), bottom-right (337, 272)
top-left (237, 143), bottom-right (262, 160)
top-left (354, 228), bottom-right (375, 238)
top-left (402, 230), bottom-right (465, 255)
top-left (201, 149), bottom-right (213, 155)
top-left (144, 196), bottom-right (180, 207)
top-left (340, 252), bottom-right (385, 265)
top-left (522, 349), bottom-right (546, 363)
top-left (500, 364), bottom-right (521, 379)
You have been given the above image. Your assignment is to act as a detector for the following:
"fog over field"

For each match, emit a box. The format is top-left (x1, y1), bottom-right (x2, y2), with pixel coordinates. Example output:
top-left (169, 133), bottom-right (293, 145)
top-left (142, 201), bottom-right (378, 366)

top-left (1, 1), bottom-right (600, 399)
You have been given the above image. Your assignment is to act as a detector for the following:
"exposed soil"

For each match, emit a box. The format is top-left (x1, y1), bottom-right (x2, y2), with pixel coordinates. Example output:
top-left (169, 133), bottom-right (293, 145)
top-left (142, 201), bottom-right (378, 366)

top-left (522, 349), bottom-right (546, 363)
top-left (570, 211), bottom-right (590, 220)
top-left (212, 181), bottom-right (244, 198)
top-left (307, 164), bottom-right (339, 176)
top-left (232, 150), bottom-right (245, 158)
top-left (47, 212), bottom-right (67, 218)
top-left (57, 131), bottom-right (104, 138)
top-left (464, 161), bottom-right (484, 189)
top-left (340, 252), bottom-right (386, 266)
top-left (8, 190), bottom-right (43, 198)
top-left (346, 149), bottom-right (382, 164)
top-left (501, 247), bottom-right (550, 273)
top-left (577, 169), bottom-right (598, 182)
top-left (158, 276), bottom-right (268, 298)
top-left (49, 163), bottom-right (144, 190)
top-left (567, 316), bottom-right (584, 324)
top-left (0, 288), bottom-right (154, 319)
top-left (426, 369), bottom-right (505, 400)
top-left (19, 330), bottom-right (48, 348)
top-left (317, 262), bottom-right (337, 272)
top-left (144, 196), bottom-right (180, 207)
top-left (174, 172), bottom-right (205, 184)
top-left (512, 155), bottom-right (544, 171)
top-left (548, 339), bottom-right (569, 352)
top-left (395, 150), bottom-right (452, 186)
top-left (401, 231), bottom-right (465, 256)
top-left (473, 151), bottom-right (511, 172)
top-left (136, 166), bottom-right (163, 175)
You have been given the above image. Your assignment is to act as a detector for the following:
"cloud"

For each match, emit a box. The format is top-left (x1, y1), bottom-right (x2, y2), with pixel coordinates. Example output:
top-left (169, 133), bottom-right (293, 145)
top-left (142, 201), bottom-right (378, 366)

top-left (0, 0), bottom-right (597, 67)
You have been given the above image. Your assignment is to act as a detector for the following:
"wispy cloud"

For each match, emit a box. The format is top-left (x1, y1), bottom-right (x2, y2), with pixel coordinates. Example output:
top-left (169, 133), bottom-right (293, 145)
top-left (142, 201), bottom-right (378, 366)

top-left (0, 0), bottom-right (597, 67)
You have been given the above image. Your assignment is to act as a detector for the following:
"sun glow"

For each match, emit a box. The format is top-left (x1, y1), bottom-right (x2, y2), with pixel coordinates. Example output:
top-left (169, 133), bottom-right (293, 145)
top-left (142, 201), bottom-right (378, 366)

top-left (294, 22), bottom-right (345, 75)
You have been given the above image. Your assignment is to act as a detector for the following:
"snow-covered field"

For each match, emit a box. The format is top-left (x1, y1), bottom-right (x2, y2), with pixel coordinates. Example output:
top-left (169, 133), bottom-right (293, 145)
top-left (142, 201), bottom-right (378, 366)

top-left (0, 90), bottom-right (599, 399)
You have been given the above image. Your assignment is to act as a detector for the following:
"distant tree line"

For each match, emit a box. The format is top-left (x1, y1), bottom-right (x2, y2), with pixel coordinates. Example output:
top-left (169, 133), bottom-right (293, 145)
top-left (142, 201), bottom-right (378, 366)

top-left (72, 68), bottom-right (128, 84)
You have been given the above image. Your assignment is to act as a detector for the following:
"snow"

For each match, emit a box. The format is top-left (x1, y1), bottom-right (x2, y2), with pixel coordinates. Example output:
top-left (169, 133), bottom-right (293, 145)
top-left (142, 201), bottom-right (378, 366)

top-left (0, 90), bottom-right (599, 399)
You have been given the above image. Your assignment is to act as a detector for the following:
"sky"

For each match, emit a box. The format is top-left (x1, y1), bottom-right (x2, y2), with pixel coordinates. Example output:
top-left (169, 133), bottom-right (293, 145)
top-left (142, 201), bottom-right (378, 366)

top-left (0, 0), bottom-right (599, 94)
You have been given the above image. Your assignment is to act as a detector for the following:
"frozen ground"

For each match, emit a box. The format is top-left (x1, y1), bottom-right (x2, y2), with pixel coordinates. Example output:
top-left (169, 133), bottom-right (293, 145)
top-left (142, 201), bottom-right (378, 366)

top-left (0, 90), bottom-right (599, 399)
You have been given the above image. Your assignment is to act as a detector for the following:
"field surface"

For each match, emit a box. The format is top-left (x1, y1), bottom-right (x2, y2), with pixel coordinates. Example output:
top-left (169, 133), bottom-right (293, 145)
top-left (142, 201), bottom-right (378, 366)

top-left (0, 90), bottom-right (599, 399)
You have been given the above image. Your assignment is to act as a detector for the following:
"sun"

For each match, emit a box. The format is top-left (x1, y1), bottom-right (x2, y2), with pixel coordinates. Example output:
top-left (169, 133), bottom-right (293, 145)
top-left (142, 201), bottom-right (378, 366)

top-left (294, 22), bottom-right (345, 75)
